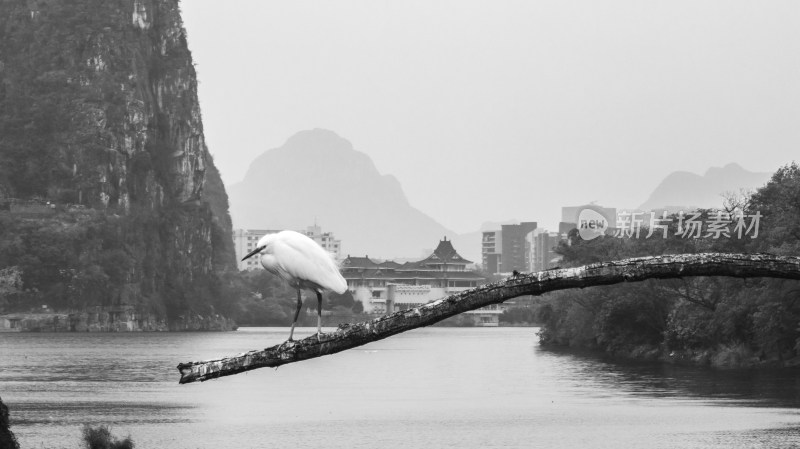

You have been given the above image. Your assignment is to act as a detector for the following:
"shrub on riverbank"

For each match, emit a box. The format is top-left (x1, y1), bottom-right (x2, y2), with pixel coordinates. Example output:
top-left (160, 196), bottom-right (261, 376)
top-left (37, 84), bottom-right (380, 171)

top-left (0, 396), bottom-right (19, 449)
top-left (82, 425), bottom-right (134, 449)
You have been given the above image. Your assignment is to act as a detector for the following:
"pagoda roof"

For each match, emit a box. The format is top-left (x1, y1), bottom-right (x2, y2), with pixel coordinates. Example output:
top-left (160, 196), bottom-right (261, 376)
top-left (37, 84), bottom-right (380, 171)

top-left (341, 237), bottom-right (473, 273)
top-left (415, 237), bottom-right (473, 265)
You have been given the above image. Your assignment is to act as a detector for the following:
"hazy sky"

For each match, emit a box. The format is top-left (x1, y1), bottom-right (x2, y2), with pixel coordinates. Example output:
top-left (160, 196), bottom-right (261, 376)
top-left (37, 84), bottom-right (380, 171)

top-left (180, 1), bottom-right (800, 233)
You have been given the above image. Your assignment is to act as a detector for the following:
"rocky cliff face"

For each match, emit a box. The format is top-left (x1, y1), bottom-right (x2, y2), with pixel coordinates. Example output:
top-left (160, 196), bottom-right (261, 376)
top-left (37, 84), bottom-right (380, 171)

top-left (0, 0), bottom-right (236, 324)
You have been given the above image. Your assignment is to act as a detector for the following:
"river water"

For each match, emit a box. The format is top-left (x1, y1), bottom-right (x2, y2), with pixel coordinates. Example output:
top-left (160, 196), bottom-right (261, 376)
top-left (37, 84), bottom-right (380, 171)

top-left (2, 327), bottom-right (800, 448)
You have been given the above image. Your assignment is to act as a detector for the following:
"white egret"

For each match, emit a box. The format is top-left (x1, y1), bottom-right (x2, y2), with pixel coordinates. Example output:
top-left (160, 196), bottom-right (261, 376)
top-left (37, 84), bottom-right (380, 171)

top-left (241, 230), bottom-right (347, 343)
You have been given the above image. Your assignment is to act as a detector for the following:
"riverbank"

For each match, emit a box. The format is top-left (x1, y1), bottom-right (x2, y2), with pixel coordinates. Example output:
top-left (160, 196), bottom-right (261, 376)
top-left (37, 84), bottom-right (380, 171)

top-left (0, 307), bottom-right (236, 332)
top-left (541, 338), bottom-right (800, 369)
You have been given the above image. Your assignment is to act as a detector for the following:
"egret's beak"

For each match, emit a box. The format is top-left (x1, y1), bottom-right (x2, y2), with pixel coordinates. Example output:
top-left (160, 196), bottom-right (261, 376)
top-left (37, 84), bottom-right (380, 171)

top-left (241, 245), bottom-right (265, 261)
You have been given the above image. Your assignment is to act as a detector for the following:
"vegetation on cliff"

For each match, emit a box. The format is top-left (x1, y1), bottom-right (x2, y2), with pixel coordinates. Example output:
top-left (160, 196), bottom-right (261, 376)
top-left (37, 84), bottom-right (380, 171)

top-left (0, 0), bottom-right (236, 325)
top-left (536, 163), bottom-right (800, 367)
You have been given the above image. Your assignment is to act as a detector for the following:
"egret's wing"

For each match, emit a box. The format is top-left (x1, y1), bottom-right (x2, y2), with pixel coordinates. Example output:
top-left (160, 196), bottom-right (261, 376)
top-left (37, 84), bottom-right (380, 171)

top-left (272, 232), bottom-right (347, 294)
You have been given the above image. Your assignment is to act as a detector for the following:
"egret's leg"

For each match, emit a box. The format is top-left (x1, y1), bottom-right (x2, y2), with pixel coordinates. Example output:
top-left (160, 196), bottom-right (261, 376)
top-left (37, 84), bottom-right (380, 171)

top-left (288, 289), bottom-right (303, 341)
top-left (316, 291), bottom-right (323, 342)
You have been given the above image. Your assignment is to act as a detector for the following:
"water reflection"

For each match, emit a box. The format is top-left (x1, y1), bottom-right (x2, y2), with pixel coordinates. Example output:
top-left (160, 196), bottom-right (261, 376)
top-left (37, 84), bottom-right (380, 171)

top-left (3, 328), bottom-right (800, 448)
top-left (538, 346), bottom-right (800, 407)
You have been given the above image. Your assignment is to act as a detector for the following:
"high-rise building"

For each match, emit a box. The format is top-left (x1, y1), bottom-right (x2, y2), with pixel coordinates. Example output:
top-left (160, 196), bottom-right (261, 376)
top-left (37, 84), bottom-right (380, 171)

top-left (481, 222), bottom-right (537, 274)
top-left (500, 222), bottom-right (537, 273)
top-left (527, 229), bottom-right (563, 272)
top-left (481, 230), bottom-right (502, 274)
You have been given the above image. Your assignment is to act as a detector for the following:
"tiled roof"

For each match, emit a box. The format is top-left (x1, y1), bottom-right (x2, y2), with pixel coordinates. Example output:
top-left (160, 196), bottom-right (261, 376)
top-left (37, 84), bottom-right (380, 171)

top-left (342, 269), bottom-right (484, 281)
top-left (397, 261), bottom-right (423, 270)
top-left (416, 237), bottom-right (473, 265)
top-left (342, 237), bottom-right (475, 277)
top-left (340, 256), bottom-right (380, 269)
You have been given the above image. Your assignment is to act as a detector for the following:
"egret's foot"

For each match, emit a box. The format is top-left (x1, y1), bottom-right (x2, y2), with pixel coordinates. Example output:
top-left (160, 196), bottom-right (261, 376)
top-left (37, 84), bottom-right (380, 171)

top-left (277, 339), bottom-right (295, 351)
top-left (314, 332), bottom-right (324, 343)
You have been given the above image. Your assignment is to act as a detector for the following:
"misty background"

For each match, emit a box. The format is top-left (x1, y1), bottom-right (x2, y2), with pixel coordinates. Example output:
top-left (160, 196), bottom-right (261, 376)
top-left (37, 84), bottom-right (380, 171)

top-left (179, 0), bottom-right (799, 247)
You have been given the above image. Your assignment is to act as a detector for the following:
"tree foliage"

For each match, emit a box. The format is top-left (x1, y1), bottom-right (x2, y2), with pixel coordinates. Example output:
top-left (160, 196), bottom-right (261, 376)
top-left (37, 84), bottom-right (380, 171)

top-left (82, 424), bottom-right (134, 449)
top-left (536, 162), bottom-right (800, 366)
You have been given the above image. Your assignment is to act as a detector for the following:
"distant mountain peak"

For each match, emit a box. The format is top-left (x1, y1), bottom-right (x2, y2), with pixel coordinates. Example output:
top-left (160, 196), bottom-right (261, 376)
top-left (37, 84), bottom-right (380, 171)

top-left (704, 162), bottom-right (748, 177)
top-left (639, 163), bottom-right (772, 211)
top-left (229, 130), bottom-right (453, 258)
top-left (282, 128), bottom-right (353, 153)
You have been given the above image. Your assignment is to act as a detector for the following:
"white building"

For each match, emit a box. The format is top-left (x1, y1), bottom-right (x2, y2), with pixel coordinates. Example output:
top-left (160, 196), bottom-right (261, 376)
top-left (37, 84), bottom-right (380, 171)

top-left (233, 225), bottom-right (342, 271)
top-left (302, 225), bottom-right (342, 260)
top-left (232, 229), bottom-right (280, 271)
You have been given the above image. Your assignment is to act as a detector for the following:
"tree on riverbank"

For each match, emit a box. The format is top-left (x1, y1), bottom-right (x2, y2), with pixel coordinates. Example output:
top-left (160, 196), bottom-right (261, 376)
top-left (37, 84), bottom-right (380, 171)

top-left (535, 162), bottom-right (800, 366)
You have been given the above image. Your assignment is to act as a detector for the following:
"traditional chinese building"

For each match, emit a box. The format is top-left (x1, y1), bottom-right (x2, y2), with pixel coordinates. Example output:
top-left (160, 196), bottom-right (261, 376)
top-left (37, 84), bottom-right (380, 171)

top-left (341, 237), bottom-right (495, 321)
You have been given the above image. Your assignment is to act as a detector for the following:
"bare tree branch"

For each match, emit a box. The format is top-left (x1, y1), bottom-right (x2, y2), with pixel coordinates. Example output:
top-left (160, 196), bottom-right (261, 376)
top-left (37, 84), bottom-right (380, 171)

top-left (177, 252), bottom-right (800, 384)
top-left (721, 188), bottom-right (754, 214)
